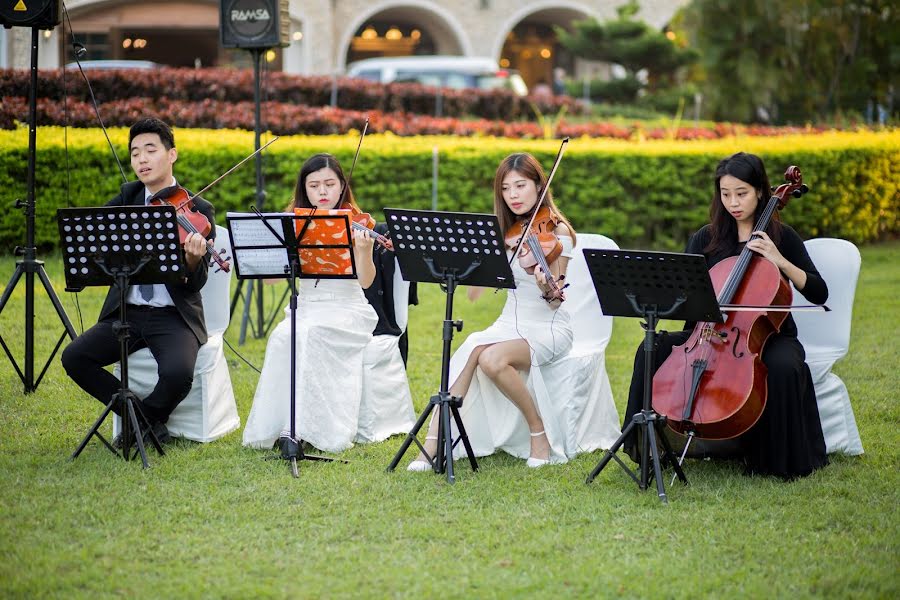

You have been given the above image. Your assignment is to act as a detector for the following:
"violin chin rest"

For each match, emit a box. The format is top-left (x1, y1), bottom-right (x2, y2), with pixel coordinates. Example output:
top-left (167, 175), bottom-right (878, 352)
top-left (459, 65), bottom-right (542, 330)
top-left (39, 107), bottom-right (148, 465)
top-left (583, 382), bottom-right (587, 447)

top-left (149, 185), bottom-right (181, 202)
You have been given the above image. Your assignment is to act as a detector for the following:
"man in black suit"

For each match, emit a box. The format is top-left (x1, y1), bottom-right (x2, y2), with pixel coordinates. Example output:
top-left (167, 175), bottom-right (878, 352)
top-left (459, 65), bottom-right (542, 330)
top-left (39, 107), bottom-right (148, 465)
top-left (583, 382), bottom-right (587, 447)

top-left (61, 117), bottom-right (214, 443)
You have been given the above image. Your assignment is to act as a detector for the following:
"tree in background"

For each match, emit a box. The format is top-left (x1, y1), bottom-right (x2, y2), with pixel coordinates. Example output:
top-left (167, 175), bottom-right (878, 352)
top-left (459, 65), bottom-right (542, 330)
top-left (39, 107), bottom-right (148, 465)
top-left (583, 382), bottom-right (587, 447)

top-left (681, 0), bottom-right (898, 123)
top-left (556, 0), bottom-right (698, 108)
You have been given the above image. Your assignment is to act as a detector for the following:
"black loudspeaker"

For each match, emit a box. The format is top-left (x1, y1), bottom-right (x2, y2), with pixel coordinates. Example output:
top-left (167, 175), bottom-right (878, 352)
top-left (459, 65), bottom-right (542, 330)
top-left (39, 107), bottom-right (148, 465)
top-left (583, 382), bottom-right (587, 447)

top-left (221, 0), bottom-right (290, 49)
top-left (0, 0), bottom-right (61, 30)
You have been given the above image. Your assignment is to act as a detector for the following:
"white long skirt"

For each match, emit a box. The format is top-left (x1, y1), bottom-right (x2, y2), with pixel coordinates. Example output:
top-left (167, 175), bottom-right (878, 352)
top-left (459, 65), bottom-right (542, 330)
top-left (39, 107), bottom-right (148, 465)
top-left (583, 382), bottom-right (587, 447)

top-left (243, 279), bottom-right (378, 453)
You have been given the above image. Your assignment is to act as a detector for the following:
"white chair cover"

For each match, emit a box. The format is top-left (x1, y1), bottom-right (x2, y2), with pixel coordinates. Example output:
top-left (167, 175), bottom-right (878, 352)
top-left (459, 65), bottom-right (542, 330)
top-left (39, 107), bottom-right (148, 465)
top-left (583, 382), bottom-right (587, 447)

top-left (356, 257), bottom-right (415, 443)
top-left (114, 225), bottom-right (240, 442)
top-left (543, 233), bottom-right (622, 453)
top-left (792, 238), bottom-right (863, 455)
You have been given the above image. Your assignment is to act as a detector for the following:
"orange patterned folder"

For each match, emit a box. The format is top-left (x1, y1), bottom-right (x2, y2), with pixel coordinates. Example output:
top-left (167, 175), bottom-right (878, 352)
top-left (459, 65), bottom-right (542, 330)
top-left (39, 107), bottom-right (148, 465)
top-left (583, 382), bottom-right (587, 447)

top-left (293, 208), bottom-right (354, 276)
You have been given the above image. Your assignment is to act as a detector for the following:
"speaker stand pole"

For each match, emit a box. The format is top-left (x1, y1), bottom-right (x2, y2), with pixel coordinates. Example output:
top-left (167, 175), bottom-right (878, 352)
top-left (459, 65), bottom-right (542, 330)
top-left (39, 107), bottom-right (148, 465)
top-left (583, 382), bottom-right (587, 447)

top-left (237, 46), bottom-right (268, 345)
top-left (0, 26), bottom-right (77, 393)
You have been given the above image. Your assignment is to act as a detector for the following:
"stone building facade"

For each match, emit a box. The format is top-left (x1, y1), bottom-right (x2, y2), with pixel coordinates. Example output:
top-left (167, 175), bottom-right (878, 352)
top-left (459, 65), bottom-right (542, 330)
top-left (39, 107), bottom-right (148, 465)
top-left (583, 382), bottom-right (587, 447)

top-left (2, 0), bottom-right (685, 87)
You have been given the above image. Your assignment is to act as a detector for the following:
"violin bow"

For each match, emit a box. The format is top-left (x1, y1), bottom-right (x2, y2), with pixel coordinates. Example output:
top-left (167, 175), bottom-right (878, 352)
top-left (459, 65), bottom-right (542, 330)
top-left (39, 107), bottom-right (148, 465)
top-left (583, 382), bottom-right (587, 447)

top-left (187, 136), bottom-right (280, 202)
top-left (507, 137), bottom-right (570, 267)
top-left (337, 117), bottom-right (370, 208)
top-left (297, 118), bottom-right (368, 249)
top-left (719, 304), bottom-right (830, 313)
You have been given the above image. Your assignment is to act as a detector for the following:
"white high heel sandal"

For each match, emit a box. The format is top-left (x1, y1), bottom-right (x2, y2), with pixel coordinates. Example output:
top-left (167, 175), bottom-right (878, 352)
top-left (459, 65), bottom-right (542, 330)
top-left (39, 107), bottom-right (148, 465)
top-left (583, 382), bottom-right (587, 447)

top-left (527, 430), bottom-right (550, 468)
top-left (407, 436), bottom-right (438, 472)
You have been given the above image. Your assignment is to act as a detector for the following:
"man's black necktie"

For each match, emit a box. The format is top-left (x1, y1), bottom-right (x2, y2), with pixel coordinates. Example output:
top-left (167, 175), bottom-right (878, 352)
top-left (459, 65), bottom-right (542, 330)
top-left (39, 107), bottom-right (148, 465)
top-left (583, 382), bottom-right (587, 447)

top-left (139, 284), bottom-right (154, 301)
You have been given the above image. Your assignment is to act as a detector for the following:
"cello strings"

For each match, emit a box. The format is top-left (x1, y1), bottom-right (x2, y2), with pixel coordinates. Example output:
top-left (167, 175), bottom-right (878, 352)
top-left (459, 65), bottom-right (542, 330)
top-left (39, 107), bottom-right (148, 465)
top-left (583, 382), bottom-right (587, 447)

top-left (678, 193), bottom-right (782, 426)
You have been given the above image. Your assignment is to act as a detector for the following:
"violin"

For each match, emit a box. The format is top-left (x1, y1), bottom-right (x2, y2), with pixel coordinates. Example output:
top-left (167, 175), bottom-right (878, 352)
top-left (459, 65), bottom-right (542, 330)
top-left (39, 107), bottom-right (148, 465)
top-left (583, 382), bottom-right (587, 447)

top-left (342, 202), bottom-right (394, 251)
top-left (144, 137), bottom-right (279, 274)
top-left (505, 206), bottom-right (565, 301)
top-left (149, 185), bottom-right (231, 272)
top-left (504, 138), bottom-right (571, 302)
top-left (651, 166), bottom-right (809, 440)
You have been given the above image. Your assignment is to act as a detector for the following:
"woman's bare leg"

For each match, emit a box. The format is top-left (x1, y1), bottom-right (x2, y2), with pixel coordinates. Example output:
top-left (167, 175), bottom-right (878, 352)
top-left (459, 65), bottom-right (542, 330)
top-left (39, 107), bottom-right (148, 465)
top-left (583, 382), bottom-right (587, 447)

top-left (413, 345), bottom-right (489, 463)
top-left (477, 340), bottom-right (549, 460)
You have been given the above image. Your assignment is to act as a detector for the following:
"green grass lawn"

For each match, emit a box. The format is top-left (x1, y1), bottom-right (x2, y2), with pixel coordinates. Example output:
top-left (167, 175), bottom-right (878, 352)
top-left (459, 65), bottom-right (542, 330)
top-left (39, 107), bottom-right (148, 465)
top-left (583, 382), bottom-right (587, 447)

top-left (1, 242), bottom-right (898, 598)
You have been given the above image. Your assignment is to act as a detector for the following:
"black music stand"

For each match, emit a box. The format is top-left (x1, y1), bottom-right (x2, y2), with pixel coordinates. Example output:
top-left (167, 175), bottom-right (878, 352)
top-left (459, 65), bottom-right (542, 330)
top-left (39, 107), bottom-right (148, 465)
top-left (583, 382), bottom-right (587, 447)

top-left (385, 209), bottom-right (515, 484)
top-left (227, 210), bottom-right (355, 478)
top-left (583, 249), bottom-right (721, 504)
top-left (62, 205), bottom-right (184, 468)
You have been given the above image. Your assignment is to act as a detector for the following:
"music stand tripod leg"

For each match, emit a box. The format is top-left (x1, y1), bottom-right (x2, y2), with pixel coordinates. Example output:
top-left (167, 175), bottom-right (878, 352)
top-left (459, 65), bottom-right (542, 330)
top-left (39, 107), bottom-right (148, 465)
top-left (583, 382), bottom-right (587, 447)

top-left (586, 418), bottom-right (641, 485)
top-left (449, 401), bottom-right (478, 472)
top-left (440, 398), bottom-right (455, 483)
top-left (70, 396), bottom-right (118, 461)
top-left (657, 421), bottom-right (688, 485)
top-left (644, 414), bottom-right (668, 503)
top-left (386, 400), bottom-right (437, 472)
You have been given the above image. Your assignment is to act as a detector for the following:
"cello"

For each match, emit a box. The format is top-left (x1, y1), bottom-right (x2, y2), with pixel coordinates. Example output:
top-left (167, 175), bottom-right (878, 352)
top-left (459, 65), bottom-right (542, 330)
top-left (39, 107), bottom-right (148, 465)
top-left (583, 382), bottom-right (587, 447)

top-left (651, 166), bottom-right (809, 440)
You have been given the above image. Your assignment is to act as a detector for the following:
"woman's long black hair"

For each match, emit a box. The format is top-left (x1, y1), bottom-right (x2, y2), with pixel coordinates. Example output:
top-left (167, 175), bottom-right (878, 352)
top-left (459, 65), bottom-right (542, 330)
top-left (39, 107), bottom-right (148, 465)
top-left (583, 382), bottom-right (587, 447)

top-left (705, 151), bottom-right (781, 257)
top-left (287, 153), bottom-right (358, 211)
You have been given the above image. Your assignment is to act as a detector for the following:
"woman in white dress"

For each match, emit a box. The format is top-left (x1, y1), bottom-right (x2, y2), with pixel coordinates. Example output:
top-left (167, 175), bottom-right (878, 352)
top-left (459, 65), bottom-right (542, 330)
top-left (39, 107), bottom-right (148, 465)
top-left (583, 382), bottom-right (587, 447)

top-left (409, 152), bottom-right (579, 469)
top-left (242, 154), bottom-right (379, 453)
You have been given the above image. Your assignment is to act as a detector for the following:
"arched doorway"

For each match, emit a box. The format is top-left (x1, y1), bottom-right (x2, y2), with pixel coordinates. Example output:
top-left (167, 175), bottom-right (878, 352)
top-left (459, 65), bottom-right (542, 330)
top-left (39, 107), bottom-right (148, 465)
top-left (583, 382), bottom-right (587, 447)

top-left (340, 3), bottom-right (468, 68)
top-left (496, 5), bottom-right (592, 92)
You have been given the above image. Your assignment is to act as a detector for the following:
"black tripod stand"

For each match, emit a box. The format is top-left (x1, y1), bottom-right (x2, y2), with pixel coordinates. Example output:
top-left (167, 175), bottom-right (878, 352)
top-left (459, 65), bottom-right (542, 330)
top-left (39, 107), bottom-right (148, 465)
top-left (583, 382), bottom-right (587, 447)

top-left (582, 249), bottom-right (721, 504)
top-left (227, 210), bottom-right (353, 477)
top-left (70, 261), bottom-right (166, 468)
top-left (384, 209), bottom-right (515, 483)
top-left (0, 26), bottom-right (77, 394)
top-left (59, 205), bottom-right (184, 468)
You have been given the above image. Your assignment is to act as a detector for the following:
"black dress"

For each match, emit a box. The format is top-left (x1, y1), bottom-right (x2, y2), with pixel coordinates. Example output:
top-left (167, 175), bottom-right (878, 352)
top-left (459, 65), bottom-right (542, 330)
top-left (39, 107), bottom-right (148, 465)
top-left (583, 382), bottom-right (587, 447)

top-left (362, 223), bottom-right (418, 366)
top-left (622, 224), bottom-right (829, 479)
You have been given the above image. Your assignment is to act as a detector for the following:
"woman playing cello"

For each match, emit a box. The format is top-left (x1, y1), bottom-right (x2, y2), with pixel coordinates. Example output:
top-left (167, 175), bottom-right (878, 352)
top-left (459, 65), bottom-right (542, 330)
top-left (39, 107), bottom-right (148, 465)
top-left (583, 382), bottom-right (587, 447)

top-left (622, 152), bottom-right (829, 479)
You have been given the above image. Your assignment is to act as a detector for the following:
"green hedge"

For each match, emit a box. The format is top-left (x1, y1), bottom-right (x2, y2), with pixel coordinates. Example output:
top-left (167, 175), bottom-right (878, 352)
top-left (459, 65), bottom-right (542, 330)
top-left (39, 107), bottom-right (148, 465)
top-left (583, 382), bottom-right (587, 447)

top-left (0, 128), bottom-right (896, 252)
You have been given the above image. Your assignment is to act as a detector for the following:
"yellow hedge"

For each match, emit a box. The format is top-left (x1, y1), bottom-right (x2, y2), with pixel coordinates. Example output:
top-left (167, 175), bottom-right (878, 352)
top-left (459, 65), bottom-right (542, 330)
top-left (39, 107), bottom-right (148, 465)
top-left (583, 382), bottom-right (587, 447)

top-left (1, 127), bottom-right (896, 250)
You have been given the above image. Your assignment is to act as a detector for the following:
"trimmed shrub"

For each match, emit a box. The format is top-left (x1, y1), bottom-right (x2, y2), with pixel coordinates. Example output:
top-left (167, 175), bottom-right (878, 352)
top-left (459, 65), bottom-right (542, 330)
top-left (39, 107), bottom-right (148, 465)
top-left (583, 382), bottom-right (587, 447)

top-left (0, 96), bottom-right (852, 141)
top-left (0, 67), bottom-right (583, 122)
top-left (0, 128), bottom-right (895, 252)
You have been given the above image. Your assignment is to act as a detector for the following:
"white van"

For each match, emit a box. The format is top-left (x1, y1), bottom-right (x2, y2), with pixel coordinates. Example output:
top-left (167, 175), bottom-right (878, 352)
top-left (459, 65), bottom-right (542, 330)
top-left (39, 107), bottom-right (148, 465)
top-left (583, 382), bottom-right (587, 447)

top-left (346, 56), bottom-right (528, 96)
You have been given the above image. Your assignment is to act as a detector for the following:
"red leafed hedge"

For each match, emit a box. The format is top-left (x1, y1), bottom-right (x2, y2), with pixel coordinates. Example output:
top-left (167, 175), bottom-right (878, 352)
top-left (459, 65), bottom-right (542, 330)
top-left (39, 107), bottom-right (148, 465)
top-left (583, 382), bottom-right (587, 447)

top-left (0, 67), bottom-right (583, 122)
top-left (0, 96), bottom-right (837, 140)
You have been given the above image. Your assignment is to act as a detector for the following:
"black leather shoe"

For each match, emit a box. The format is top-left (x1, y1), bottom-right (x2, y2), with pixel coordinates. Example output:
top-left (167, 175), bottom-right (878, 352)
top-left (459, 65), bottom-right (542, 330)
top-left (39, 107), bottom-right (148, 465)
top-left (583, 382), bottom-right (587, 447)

top-left (113, 421), bottom-right (171, 449)
top-left (143, 421), bottom-right (172, 446)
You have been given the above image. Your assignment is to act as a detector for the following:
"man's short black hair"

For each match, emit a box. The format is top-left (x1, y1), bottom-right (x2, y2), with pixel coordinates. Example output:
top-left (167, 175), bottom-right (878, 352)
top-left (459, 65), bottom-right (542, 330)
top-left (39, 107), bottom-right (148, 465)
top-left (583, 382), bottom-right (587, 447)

top-left (129, 117), bottom-right (175, 150)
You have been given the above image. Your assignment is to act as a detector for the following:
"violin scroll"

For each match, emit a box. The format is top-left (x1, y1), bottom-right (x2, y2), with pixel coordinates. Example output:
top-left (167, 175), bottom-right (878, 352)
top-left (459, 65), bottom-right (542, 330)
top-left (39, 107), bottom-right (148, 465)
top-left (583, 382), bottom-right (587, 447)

top-left (342, 202), bottom-right (394, 251)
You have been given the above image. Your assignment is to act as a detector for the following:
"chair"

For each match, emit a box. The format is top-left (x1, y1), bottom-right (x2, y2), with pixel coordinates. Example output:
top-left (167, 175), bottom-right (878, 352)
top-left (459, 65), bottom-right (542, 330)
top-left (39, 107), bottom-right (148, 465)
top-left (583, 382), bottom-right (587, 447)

top-left (792, 238), bottom-right (863, 455)
top-left (356, 257), bottom-right (416, 443)
top-left (544, 233), bottom-right (623, 455)
top-left (114, 225), bottom-right (240, 442)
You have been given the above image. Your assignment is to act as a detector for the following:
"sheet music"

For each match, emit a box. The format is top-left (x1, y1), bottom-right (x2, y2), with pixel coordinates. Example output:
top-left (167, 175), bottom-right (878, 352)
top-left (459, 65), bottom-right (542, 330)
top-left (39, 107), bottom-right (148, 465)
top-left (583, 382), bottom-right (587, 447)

top-left (227, 212), bottom-right (291, 277)
top-left (227, 212), bottom-right (286, 246)
top-left (233, 248), bottom-right (289, 277)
